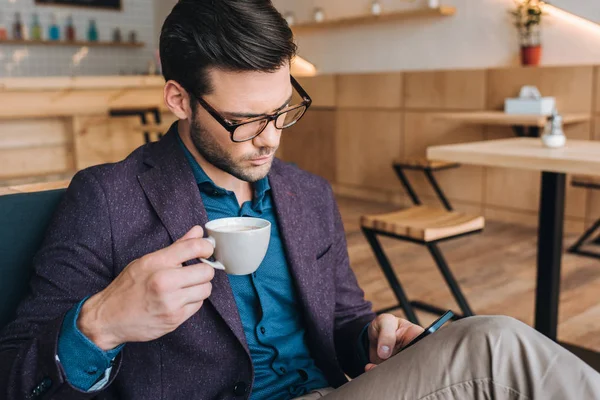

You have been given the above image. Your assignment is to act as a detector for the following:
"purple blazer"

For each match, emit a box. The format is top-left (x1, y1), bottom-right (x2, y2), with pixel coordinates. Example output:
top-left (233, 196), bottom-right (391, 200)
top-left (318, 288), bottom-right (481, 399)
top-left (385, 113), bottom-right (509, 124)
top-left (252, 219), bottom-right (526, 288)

top-left (0, 128), bottom-right (376, 399)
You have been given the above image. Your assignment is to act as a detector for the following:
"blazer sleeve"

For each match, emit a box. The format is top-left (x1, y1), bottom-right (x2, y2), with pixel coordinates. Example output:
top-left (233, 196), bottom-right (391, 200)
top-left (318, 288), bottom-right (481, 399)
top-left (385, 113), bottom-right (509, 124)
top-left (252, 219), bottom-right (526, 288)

top-left (0, 169), bottom-right (123, 400)
top-left (327, 185), bottom-right (377, 379)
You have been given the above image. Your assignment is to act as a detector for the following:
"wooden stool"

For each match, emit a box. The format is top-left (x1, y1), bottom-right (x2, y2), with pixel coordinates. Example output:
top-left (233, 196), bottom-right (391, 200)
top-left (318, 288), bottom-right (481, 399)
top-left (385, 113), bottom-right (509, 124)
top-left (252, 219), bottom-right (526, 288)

top-left (109, 107), bottom-right (163, 144)
top-left (568, 175), bottom-right (600, 259)
top-left (393, 158), bottom-right (460, 211)
top-left (361, 158), bottom-right (483, 325)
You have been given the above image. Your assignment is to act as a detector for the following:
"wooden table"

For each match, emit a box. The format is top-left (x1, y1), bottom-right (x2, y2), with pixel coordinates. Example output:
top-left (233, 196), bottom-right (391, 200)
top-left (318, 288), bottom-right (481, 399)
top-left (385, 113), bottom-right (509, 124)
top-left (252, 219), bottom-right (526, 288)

top-left (427, 137), bottom-right (600, 370)
top-left (434, 111), bottom-right (591, 137)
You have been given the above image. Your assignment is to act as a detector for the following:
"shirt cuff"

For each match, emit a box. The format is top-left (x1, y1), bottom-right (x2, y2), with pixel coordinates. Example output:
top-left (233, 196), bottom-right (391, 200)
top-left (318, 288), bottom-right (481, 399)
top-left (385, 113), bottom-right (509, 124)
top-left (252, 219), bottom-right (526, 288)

top-left (357, 322), bottom-right (371, 366)
top-left (57, 297), bottom-right (124, 391)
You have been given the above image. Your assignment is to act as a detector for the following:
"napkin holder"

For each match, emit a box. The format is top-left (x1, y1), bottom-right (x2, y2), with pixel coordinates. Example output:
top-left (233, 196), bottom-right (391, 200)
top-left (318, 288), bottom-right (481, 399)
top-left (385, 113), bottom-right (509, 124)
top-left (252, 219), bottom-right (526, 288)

top-left (504, 86), bottom-right (556, 115)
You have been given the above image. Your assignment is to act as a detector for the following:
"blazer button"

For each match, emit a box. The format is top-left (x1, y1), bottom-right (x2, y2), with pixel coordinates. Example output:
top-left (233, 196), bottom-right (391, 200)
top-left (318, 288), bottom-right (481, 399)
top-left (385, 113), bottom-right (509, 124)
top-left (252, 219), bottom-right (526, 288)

top-left (233, 381), bottom-right (248, 396)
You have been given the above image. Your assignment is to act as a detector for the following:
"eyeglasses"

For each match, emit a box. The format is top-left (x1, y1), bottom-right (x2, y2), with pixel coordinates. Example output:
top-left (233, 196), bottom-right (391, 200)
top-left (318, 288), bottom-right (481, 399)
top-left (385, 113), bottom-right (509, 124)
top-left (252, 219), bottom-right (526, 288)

top-left (194, 76), bottom-right (312, 143)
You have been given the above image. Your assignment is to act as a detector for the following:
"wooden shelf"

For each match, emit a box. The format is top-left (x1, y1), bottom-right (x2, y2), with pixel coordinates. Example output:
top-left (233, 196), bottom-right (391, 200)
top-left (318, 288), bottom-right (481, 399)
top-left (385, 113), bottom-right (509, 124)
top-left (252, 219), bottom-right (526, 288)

top-left (0, 39), bottom-right (145, 49)
top-left (434, 111), bottom-right (591, 127)
top-left (291, 6), bottom-right (456, 33)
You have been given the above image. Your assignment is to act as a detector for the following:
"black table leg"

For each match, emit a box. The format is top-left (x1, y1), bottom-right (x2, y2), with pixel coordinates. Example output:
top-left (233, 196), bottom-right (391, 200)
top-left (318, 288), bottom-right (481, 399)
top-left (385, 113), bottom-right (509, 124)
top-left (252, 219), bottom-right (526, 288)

top-left (534, 172), bottom-right (566, 340)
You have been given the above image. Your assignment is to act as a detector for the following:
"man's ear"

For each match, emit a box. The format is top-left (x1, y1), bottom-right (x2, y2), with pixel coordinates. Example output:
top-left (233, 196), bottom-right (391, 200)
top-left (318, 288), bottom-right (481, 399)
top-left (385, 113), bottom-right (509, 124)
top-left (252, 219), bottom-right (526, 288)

top-left (164, 80), bottom-right (192, 120)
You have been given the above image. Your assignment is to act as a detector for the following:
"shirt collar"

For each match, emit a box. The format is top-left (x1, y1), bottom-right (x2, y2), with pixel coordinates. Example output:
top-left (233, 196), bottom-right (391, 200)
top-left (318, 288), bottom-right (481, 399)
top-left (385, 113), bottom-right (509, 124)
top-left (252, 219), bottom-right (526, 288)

top-left (176, 132), bottom-right (271, 201)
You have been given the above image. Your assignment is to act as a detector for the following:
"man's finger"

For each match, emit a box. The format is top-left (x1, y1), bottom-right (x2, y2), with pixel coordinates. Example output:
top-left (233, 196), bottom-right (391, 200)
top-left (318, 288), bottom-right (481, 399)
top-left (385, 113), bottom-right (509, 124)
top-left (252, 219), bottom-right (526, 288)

top-left (179, 282), bottom-right (213, 305)
top-left (176, 226), bottom-right (205, 242)
top-left (375, 315), bottom-right (398, 360)
top-left (153, 238), bottom-right (215, 268)
top-left (365, 363), bottom-right (377, 372)
top-left (170, 263), bottom-right (215, 289)
top-left (396, 321), bottom-right (425, 351)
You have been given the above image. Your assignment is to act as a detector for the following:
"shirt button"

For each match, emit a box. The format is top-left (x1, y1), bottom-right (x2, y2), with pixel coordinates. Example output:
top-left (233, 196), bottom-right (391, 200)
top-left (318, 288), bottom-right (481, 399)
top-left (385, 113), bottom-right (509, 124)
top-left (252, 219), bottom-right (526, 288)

top-left (280, 367), bottom-right (287, 374)
top-left (252, 272), bottom-right (257, 278)
top-left (260, 326), bottom-right (266, 334)
top-left (85, 366), bottom-right (98, 375)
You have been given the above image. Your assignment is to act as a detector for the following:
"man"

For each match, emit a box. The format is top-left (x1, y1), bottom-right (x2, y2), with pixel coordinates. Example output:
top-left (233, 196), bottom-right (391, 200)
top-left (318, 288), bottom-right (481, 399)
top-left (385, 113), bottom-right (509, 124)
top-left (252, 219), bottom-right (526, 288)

top-left (1, 1), bottom-right (599, 399)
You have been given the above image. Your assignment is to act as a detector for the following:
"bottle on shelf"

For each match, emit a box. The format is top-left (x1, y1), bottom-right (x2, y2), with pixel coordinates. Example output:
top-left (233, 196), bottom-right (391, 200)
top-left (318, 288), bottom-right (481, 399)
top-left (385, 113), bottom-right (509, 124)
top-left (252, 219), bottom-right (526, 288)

top-left (13, 12), bottom-right (23, 40)
top-left (49, 13), bottom-right (60, 41)
top-left (65, 15), bottom-right (76, 41)
top-left (112, 27), bottom-right (122, 43)
top-left (0, 12), bottom-right (8, 40)
top-left (31, 13), bottom-right (42, 41)
top-left (87, 19), bottom-right (98, 42)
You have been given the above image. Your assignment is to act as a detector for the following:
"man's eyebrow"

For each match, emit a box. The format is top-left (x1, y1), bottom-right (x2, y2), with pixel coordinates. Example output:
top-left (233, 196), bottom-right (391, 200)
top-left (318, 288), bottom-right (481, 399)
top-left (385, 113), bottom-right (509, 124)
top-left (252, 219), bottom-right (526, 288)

top-left (224, 94), bottom-right (293, 120)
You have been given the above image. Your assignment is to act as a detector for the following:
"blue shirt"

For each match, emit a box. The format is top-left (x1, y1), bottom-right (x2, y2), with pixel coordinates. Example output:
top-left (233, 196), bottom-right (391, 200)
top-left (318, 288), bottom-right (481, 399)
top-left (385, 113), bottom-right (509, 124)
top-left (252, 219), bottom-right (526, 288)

top-left (178, 137), bottom-right (330, 399)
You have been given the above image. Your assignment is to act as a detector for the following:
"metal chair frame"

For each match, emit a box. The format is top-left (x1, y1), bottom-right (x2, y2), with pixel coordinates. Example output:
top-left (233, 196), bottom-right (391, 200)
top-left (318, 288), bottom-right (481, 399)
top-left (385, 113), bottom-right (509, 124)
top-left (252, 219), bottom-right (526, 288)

top-left (362, 161), bottom-right (478, 325)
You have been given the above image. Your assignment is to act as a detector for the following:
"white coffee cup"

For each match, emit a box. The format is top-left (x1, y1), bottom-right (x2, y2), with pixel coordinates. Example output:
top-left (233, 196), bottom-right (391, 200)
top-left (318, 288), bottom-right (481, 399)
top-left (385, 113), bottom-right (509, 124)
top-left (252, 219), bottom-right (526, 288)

top-left (200, 217), bottom-right (271, 275)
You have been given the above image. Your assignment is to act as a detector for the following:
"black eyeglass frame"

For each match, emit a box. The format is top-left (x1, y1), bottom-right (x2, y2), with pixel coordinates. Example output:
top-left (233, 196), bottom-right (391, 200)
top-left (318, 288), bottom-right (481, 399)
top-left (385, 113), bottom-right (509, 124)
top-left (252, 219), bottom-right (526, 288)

top-left (194, 76), bottom-right (312, 143)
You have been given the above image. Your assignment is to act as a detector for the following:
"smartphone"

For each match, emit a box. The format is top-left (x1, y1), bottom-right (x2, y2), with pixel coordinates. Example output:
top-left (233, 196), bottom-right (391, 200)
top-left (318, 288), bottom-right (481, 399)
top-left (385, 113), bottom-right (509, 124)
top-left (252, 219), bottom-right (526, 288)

top-left (400, 310), bottom-right (454, 352)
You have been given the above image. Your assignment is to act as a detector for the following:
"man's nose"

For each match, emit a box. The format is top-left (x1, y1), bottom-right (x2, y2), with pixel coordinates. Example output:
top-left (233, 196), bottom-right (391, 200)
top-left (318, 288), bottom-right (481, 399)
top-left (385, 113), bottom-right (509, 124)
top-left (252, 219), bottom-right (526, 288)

top-left (253, 120), bottom-right (281, 149)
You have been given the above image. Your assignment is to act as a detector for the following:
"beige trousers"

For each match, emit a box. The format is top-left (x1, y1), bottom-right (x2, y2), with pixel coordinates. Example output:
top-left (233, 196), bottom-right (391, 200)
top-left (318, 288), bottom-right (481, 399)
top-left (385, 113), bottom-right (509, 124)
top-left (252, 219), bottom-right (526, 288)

top-left (293, 316), bottom-right (600, 400)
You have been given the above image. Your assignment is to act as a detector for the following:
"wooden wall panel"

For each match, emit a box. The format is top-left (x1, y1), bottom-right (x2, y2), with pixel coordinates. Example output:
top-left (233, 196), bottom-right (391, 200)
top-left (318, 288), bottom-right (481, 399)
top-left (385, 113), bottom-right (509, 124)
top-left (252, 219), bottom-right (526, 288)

top-left (587, 117), bottom-right (600, 222)
top-left (483, 125), bottom-right (590, 220)
top-left (404, 69), bottom-right (486, 110)
top-left (280, 110), bottom-right (336, 182)
top-left (337, 73), bottom-right (402, 109)
top-left (487, 66), bottom-right (594, 113)
top-left (484, 126), bottom-right (540, 213)
top-left (403, 112), bottom-right (485, 204)
top-left (336, 110), bottom-right (402, 191)
top-left (0, 147), bottom-right (72, 179)
top-left (0, 118), bottom-right (73, 179)
top-left (595, 66), bottom-right (600, 114)
top-left (296, 75), bottom-right (337, 108)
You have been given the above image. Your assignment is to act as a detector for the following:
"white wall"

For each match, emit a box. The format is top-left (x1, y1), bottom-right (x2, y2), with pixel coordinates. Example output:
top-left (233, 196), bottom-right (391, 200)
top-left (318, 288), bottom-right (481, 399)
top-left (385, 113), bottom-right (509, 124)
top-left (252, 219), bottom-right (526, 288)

top-left (151, 0), bottom-right (600, 75)
top-left (272, 0), bottom-right (600, 74)
top-left (154, 0), bottom-right (177, 44)
top-left (551, 0), bottom-right (600, 24)
top-left (0, 0), bottom-right (157, 77)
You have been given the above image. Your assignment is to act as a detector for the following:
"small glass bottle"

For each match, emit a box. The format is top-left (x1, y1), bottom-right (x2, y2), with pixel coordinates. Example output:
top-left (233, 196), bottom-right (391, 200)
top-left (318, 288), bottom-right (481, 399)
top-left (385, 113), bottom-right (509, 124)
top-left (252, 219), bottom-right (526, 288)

top-left (31, 13), bottom-right (42, 41)
top-left (87, 19), bottom-right (98, 42)
top-left (371, 1), bottom-right (382, 16)
top-left (112, 27), bottom-right (122, 43)
top-left (49, 13), bottom-right (60, 41)
top-left (0, 12), bottom-right (8, 40)
top-left (284, 11), bottom-right (295, 26)
top-left (542, 110), bottom-right (566, 148)
top-left (13, 12), bottom-right (23, 40)
top-left (65, 15), bottom-right (76, 41)
top-left (313, 8), bottom-right (325, 23)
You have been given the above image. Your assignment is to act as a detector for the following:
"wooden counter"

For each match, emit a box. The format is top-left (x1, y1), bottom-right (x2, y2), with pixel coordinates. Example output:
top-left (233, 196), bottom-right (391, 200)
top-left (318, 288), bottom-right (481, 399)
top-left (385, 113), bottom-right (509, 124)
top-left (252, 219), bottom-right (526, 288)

top-left (0, 76), bottom-right (176, 181)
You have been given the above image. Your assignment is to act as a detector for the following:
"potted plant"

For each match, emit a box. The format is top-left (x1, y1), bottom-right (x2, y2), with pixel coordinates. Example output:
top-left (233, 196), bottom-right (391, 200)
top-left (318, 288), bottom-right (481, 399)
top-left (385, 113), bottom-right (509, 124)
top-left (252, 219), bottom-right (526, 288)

top-left (511, 0), bottom-right (544, 66)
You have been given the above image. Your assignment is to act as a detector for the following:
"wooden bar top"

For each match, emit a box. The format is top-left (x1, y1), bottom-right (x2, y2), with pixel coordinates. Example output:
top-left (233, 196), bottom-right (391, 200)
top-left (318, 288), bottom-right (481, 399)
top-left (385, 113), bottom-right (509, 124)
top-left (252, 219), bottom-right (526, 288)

top-left (427, 138), bottom-right (600, 176)
top-left (0, 76), bottom-right (168, 119)
top-left (434, 111), bottom-right (590, 127)
top-left (0, 180), bottom-right (70, 196)
top-left (0, 76), bottom-right (165, 92)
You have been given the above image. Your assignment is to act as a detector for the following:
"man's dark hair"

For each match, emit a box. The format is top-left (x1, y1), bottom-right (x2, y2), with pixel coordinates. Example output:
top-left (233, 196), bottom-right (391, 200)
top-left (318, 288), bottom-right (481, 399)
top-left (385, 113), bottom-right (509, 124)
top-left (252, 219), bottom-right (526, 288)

top-left (160, 0), bottom-right (297, 97)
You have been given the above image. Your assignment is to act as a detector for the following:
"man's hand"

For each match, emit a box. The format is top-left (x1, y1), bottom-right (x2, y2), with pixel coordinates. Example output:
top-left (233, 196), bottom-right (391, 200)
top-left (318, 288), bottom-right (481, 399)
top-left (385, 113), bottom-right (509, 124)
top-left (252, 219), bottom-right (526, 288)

top-left (365, 314), bottom-right (424, 372)
top-left (78, 226), bottom-right (216, 351)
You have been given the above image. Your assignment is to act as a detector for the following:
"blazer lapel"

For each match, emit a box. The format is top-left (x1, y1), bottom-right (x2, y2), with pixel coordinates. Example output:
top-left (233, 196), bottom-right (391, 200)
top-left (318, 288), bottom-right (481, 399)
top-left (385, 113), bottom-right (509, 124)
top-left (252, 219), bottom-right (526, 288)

top-left (268, 163), bottom-right (322, 332)
top-left (137, 125), bottom-right (249, 355)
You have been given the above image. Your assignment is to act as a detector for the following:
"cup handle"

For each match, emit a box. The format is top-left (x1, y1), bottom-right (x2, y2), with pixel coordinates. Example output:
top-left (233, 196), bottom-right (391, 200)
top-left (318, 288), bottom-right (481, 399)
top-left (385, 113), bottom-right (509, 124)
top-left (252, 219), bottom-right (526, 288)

top-left (200, 236), bottom-right (225, 270)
